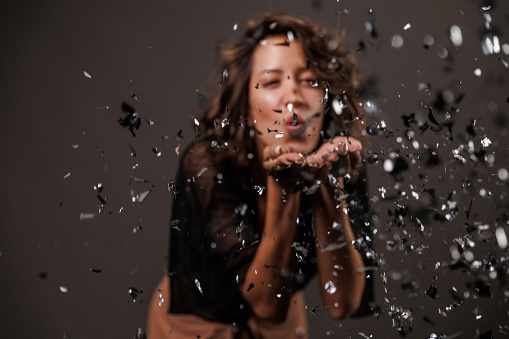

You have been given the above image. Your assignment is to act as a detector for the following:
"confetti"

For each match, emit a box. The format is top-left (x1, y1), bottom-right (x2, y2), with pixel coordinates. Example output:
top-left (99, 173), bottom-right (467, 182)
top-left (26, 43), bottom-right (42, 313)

top-left (324, 281), bottom-right (337, 294)
top-left (391, 35), bottom-right (404, 48)
top-left (480, 137), bottom-right (491, 147)
top-left (425, 284), bottom-right (438, 299)
top-left (498, 168), bottom-right (508, 181)
top-left (423, 35), bottom-right (435, 48)
top-left (194, 279), bottom-right (203, 295)
top-left (83, 71), bottom-right (91, 78)
top-left (481, 34), bottom-right (500, 55)
top-left (131, 92), bottom-right (141, 101)
top-left (332, 97), bottom-right (344, 115)
top-left (79, 213), bottom-right (97, 221)
top-left (128, 287), bottom-right (143, 302)
top-left (495, 227), bottom-right (508, 249)
top-left (449, 25), bottom-right (463, 47)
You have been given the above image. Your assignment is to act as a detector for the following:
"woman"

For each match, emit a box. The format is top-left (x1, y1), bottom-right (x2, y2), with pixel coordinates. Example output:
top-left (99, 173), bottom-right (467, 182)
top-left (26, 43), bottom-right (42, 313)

top-left (148, 13), bottom-right (369, 338)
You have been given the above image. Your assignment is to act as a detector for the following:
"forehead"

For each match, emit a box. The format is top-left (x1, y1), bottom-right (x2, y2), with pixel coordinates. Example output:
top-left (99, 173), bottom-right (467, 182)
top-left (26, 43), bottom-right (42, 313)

top-left (251, 35), bottom-right (307, 70)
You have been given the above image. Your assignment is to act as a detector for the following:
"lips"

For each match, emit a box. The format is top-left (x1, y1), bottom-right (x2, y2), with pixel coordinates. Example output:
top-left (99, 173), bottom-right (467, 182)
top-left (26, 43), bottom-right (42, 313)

top-left (285, 115), bottom-right (306, 137)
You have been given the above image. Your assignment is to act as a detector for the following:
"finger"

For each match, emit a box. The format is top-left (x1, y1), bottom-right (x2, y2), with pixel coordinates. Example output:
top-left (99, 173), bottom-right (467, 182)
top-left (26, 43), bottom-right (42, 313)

top-left (262, 144), bottom-right (297, 162)
top-left (302, 154), bottom-right (324, 167)
top-left (345, 137), bottom-right (362, 152)
top-left (348, 149), bottom-right (363, 169)
top-left (329, 136), bottom-right (362, 154)
top-left (263, 152), bottom-right (303, 171)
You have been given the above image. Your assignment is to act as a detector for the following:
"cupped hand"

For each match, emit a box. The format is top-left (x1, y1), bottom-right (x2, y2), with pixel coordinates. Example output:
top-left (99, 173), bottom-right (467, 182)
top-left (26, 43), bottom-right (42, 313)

top-left (262, 136), bottom-right (362, 178)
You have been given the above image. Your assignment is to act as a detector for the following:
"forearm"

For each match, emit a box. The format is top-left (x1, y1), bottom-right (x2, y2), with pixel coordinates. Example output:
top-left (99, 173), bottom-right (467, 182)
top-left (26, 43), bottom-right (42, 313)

top-left (313, 179), bottom-right (365, 319)
top-left (241, 175), bottom-right (301, 322)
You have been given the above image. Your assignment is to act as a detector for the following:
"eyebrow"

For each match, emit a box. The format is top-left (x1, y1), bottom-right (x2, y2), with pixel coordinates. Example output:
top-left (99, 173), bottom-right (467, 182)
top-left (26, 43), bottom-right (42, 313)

top-left (257, 69), bottom-right (283, 76)
top-left (256, 67), bottom-right (311, 77)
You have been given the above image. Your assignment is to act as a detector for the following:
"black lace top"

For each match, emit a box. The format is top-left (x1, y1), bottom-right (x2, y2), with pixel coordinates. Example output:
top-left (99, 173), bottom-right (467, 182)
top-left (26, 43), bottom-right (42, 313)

top-left (168, 137), bottom-right (318, 323)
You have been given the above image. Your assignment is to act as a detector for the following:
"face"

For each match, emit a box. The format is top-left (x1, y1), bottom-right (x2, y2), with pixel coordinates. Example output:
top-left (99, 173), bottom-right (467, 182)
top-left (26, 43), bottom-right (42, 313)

top-left (248, 35), bottom-right (325, 156)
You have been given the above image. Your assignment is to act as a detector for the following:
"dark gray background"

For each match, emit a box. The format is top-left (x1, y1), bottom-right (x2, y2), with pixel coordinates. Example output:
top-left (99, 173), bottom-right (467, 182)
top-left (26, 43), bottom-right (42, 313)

top-left (1, 0), bottom-right (508, 338)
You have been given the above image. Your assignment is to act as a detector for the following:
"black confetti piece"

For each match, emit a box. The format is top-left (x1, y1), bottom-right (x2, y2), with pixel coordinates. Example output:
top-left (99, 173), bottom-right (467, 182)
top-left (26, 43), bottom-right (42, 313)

top-left (292, 113), bottom-right (298, 126)
top-left (275, 40), bottom-right (290, 46)
top-left (427, 107), bottom-right (440, 126)
top-left (119, 102), bottom-right (141, 137)
top-left (128, 287), bottom-right (143, 302)
top-left (96, 194), bottom-right (106, 204)
top-left (366, 126), bottom-right (378, 135)
top-left (425, 284), bottom-right (438, 298)
top-left (465, 199), bottom-right (473, 219)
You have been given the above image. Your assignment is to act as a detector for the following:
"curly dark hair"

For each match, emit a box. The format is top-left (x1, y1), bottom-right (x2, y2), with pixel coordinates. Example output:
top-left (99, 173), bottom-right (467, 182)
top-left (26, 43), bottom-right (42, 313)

top-left (199, 12), bottom-right (365, 166)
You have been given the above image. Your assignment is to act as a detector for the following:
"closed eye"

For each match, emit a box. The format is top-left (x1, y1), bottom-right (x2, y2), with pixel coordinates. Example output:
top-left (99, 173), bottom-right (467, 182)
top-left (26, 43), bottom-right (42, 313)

top-left (263, 80), bottom-right (280, 87)
top-left (301, 79), bottom-right (319, 87)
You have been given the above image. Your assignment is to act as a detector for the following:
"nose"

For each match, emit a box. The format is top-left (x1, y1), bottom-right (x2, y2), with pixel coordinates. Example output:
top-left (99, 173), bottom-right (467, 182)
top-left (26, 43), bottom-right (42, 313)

top-left (284, 78), bottom-right (304, 111)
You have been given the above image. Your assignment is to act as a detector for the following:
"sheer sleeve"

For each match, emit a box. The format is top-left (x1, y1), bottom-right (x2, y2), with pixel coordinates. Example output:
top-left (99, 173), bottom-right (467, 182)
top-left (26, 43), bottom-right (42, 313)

top-left (168, 139), bottom-right (261, 323)
top-left (344, 166), bottom-right (375, 317)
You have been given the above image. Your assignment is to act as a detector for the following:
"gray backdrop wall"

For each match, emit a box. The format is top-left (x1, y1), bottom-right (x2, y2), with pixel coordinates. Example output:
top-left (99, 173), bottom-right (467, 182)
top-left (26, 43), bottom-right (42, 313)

top-left (1, 0), bottom-right (508, 338)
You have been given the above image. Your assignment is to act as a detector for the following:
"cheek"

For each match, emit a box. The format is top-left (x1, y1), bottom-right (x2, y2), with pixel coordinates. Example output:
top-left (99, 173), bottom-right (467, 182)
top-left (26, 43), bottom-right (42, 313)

top-left (311, 114), bottom-right (324, 131)
top-left (249, 95), bottom-right (278, 125)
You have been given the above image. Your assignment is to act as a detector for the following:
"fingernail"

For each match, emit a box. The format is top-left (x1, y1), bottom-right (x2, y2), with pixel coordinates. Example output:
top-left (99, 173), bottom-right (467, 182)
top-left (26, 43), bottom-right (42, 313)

top-left (275, 145), bottom-right (281, 155)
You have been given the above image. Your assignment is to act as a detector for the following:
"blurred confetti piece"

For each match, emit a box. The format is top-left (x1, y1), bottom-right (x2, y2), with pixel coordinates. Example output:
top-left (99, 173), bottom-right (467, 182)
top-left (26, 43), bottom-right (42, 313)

top-left (59, 286), bottom-right (68, 293)
top-left (482, 34), bottom-right (500, 55)
top-left (63, 166), bottom-right (73, 178)
top-left (496, 227), bottom-right (508, 249)
top-left (391, 34), bottom-right (404, 48)
top-left (84, 71), bottom-right (91, 78)
top-left (498, 168), bottom-right (508, 181)
top-left (130, 176), bottom-right (151, 184)
top-left (449, 25), bottom-right (463, 47)
top-left (131, 92), bottom-right (141, 101)
top-left (403, 23), bottom-right (411, 30)
top-left (79, 213), bottom-right (97, 221)
top-left (424, 35), bottom-right (435, 48)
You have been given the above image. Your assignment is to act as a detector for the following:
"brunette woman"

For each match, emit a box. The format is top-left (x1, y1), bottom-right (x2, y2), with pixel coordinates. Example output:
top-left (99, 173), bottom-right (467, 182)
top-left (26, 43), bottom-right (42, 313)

top-left (148, 13), bottom-right (370, 338)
